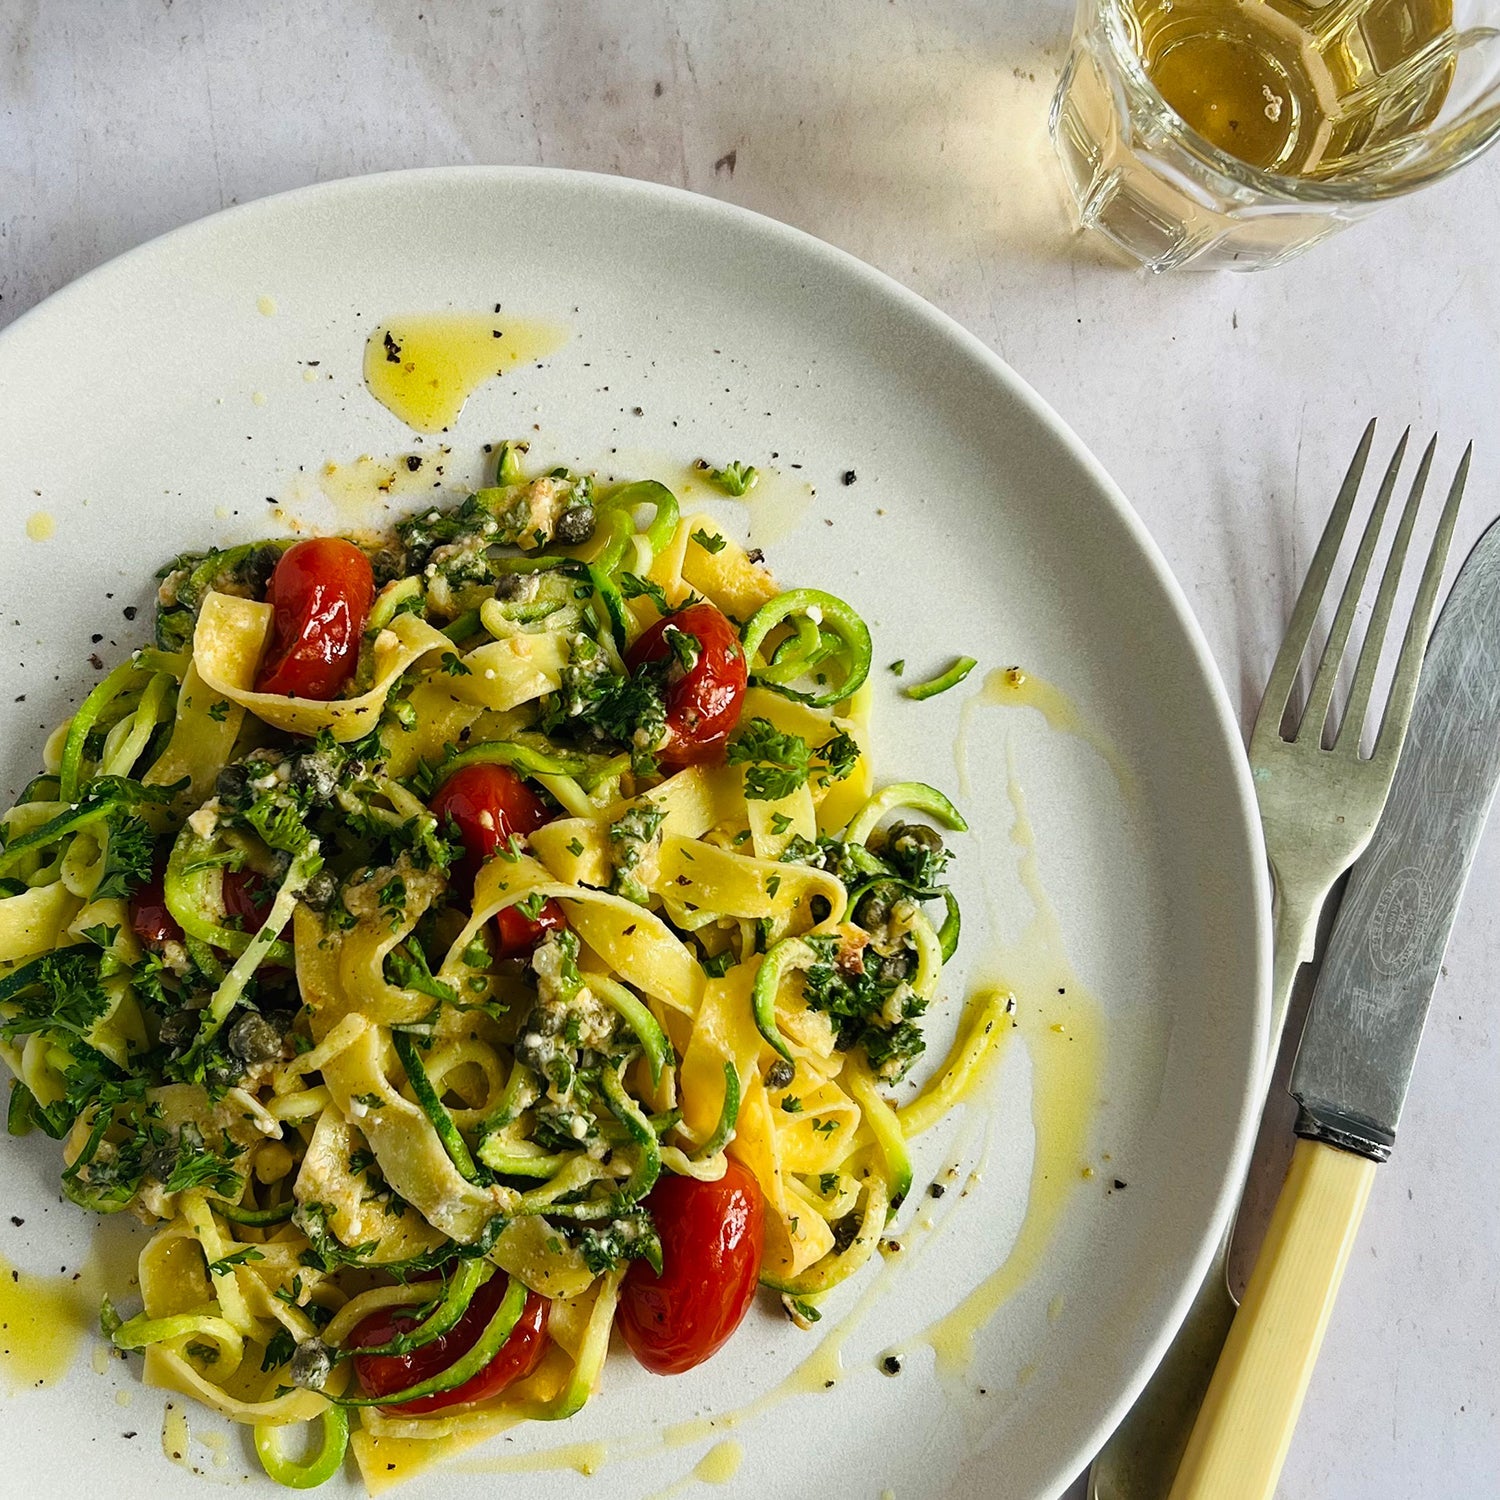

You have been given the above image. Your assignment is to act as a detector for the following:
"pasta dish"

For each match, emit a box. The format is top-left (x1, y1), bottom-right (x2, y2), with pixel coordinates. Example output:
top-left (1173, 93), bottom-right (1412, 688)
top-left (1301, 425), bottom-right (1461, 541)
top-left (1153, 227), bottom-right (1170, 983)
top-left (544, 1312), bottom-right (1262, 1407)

top-left (0, 444), bottom-right (991, 1488)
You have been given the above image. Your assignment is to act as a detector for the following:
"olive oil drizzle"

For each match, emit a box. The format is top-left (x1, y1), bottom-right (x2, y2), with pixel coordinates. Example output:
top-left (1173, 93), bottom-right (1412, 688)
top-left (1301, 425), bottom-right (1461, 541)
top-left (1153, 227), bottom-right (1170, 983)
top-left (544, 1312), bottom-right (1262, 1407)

top-left (892, 767), bottom-right (1105, 1387)
top-left (0, 1254), bottom-right (99, 1390)
top-left (363, 313), bottom-right (568, 434)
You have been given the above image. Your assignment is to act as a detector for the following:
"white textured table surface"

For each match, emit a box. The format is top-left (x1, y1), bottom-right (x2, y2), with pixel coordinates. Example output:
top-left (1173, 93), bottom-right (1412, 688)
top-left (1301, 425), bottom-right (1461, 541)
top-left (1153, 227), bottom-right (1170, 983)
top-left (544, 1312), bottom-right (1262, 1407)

top-left (2, 4), bottom-right (1497, 1497)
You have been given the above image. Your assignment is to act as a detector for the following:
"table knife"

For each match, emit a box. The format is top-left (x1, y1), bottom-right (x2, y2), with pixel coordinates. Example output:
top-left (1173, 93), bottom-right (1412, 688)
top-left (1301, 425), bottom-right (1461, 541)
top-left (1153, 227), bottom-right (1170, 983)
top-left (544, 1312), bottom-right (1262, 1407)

top-left (1166, 508), bottom-right (1500, 1500)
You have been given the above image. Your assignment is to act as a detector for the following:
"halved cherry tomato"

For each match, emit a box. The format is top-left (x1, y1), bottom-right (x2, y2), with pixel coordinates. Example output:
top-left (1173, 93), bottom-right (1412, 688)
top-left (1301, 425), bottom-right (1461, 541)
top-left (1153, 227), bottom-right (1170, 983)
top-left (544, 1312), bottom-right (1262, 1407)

top-left (129, 863), bottom-right (182, 948)
top-left (349, 1274), bottom-right (550, 1414)
top-left (617, 1156), bottom-right (766, 1375)
top-left (624, 602), bottom-right (747, 769)
top-left (428, 762), bottom-right (564, 957)
top-left (254, 537), bottom-right (374, 701)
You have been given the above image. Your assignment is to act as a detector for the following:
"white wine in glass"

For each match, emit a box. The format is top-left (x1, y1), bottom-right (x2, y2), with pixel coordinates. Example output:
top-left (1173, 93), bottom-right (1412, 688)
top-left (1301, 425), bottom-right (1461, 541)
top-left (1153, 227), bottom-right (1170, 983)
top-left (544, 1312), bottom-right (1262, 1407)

top-left (1051, 0), bottom-right (1500, 270)
top-left (1128, 0), bottom-right (1454, 176)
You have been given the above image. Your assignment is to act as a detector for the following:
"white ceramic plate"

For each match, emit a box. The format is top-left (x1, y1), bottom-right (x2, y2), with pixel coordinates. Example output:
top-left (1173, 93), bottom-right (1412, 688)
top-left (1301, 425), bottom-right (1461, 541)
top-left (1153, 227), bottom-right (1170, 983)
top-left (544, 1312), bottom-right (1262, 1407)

top-left (0, 168), bottom-right (1268, 1500)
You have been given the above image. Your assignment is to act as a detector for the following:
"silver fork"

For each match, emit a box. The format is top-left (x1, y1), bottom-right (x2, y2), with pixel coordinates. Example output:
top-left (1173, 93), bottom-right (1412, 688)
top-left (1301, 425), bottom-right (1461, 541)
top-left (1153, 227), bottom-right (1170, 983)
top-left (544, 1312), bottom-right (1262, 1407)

top-left (1088, 419), bottom-right (1471, 1500)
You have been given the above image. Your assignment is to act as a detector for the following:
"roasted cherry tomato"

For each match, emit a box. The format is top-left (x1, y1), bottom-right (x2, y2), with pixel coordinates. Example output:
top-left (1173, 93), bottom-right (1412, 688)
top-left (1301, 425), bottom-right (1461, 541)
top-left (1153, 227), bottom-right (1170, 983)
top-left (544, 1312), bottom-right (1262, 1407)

top-left (494, 899), bottom-right (567, 958)
top-left (129, 863), bottom-right (182, 948)
top-left (349, 1274), bottom-right (550, 1414)
top-left (254, 537), bottom-right (374, 701)
top-left (222, 868), bottom-right (273, 927)
top-left (624, 602), bottom-right (747, 769)
top-left (130, 866), bottom-right (276, 949)
top-left (428, 762), bottom-right (564, 957)
top-left (617, 1156), bottom-right (766, 1375)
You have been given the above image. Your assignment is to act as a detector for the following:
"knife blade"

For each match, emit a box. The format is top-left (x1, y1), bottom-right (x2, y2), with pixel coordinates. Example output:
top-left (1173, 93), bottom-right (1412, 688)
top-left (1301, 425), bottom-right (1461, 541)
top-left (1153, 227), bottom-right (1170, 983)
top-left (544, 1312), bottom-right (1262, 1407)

top-left (1291, 507), bottom-right (1500, 1158)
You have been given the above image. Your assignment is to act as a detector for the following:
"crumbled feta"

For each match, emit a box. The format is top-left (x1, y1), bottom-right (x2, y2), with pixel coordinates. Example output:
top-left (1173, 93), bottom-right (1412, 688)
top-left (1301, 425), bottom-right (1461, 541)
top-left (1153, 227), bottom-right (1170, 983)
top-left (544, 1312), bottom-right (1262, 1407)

top-left (187, 801), bottom-right (219, 840)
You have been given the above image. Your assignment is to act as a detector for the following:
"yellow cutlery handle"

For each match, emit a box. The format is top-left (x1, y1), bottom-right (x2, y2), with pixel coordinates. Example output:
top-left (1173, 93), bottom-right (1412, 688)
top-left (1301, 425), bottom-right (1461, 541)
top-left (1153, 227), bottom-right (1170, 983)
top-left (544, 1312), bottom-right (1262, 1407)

top-left (1166, 1136), bottom-right (1377, 1500)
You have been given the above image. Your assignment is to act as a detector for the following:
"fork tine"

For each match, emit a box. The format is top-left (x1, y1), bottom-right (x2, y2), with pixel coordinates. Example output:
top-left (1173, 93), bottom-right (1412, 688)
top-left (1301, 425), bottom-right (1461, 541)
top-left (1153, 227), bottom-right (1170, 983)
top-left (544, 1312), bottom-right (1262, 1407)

top-left (1335, 434), bottom-right (1434, 751)
top-left (1297, 428), bottom-right (1410, 744)
top-left (1252, 418), bottom-right (1377, 745)
top-left (1370, 442), bottom-right (1471, 763)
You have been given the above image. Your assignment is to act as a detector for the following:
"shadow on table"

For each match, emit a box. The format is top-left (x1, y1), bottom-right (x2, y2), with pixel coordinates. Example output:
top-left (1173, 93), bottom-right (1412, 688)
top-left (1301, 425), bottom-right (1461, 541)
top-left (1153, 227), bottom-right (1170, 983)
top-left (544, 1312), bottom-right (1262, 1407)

top-left (3, 2), bottom-right (1115, 336)
top-left (387, 0), bottom-right (1112, 285)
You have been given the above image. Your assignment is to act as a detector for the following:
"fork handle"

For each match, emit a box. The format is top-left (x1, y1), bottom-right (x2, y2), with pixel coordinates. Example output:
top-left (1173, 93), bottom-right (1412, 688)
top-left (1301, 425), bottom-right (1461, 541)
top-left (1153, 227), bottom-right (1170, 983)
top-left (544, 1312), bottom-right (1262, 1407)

top-left (1165, 1138), bottom-right (1376, 1500)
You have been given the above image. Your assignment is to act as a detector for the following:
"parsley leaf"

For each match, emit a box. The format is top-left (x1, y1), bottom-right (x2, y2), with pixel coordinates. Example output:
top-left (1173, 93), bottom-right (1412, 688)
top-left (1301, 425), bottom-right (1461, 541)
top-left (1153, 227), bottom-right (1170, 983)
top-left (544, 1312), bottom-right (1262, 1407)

top-left (384, 938), bottom-right (460, 1008)
top-left (261, 1327), bottom-right (296, 1372)
top-left (814, 729), bottom-right (860, 784)
top-left (619, 573), bottom-right (671, 614)
top-left (94, 811), bottom-right (157, 901)
top-left (727, 718), bottom-right (811, 800)
top-left (696, 460), bottom-right (759, 497)
top-left (701, 950), bottom-right (735, 979)
top-left (0, 949), bottom-right (112, 1043)
top-left (207, 1246), bottom-right (266, 1276)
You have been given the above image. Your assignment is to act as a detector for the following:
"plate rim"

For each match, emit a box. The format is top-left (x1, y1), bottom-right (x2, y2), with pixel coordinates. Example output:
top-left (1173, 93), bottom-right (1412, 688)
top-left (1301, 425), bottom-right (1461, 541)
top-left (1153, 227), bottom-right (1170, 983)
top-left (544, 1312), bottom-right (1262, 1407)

top-left (0, 163), bottom-right (1272, 1498)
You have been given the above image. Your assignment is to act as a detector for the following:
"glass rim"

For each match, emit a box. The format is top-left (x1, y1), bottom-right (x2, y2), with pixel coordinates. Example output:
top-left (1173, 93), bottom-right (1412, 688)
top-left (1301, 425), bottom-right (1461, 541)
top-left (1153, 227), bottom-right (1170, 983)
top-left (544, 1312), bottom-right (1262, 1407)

top-left (1096, 0), bottom-right (1500, 204)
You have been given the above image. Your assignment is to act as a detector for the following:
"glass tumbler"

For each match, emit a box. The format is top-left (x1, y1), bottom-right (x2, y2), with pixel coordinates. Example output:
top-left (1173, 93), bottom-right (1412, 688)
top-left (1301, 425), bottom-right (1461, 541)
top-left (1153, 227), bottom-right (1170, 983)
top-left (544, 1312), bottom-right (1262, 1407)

top-left (1051, 0), bottom-right (1500, 271)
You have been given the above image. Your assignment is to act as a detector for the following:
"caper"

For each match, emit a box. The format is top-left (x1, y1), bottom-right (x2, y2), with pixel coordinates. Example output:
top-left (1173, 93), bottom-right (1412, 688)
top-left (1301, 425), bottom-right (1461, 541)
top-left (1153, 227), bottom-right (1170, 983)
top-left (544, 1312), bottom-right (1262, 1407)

top-left (203, 1056), bottom-right (246, 1090)
top-left (553, 504), bottom-right (596, 545)
top-left (156, 1010), bottom-right (199, 1051)
top-left (367, 546), bottom-right (406, 587)
top-left (872, 949), bottom-right (915, 984)
top-left (289, 1338), bottom-right (332, 1391)
top-left (854, 882), bottom-right (898, 930)
top-left (765, 1058), bottom-right (795, 1091)
top-left (214, 763), bottom-right (249, 803)
top-left (228, 1011), bottom-right (284, 1065)
top-left (288, 752), bottom-right (337, 800)
top-left (492, 570), bottom-right (533, 602)
top-left (301, 869), bottom-right (338, 912)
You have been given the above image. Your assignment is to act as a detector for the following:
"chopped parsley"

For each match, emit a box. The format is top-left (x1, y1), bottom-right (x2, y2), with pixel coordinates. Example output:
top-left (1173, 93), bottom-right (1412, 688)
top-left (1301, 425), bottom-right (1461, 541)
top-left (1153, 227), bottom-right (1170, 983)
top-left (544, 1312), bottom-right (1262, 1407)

top-left (728, 720), bottom-right (860, 801)
top-left (727, 719), bottom-right (811, 800)
top-left (609, 804), bottom-right (666, 905)
top-left (207, 1246), bottom-right (266, 1275)
top-left (696, 459), bottom-right (759, 497)
top-left (619, 572), bottom-right (672, 615)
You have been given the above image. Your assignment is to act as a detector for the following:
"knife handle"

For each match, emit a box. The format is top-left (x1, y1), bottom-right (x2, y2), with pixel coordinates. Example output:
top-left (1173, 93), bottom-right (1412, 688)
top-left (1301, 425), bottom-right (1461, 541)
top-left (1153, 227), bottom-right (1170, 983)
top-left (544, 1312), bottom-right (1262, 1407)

top-left (1165, 1137), bottom-right (1376, 1500)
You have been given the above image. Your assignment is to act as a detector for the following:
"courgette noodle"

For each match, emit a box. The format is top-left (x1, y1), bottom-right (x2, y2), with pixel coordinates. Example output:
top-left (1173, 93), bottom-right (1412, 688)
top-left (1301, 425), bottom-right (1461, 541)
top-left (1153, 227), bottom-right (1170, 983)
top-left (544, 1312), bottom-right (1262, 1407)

top-left (903, 655), bottom-right (978, 701)
top-left (327, 1277), bottom-right (528, 1407)
top-left (255, 1407), bottom-right (350, 1490)
top-left (741, 588), bottom-right (873, 708)
top-left (0, 439), bottom-right (994, 1490)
